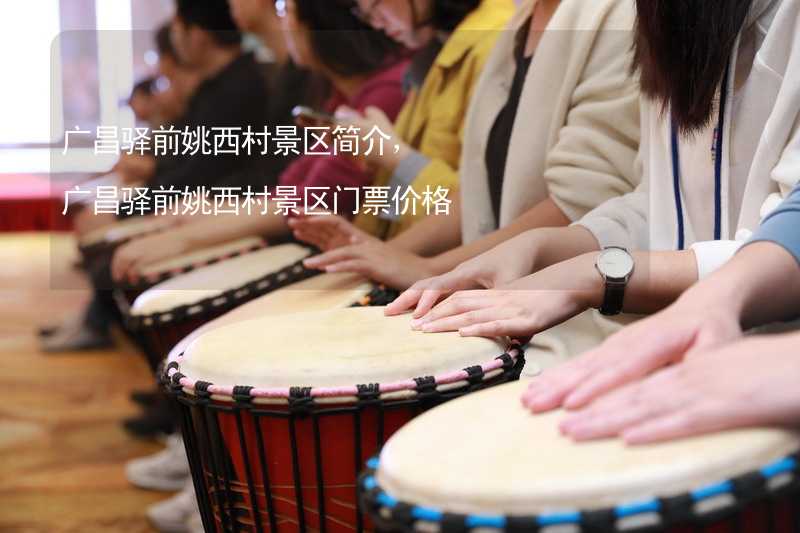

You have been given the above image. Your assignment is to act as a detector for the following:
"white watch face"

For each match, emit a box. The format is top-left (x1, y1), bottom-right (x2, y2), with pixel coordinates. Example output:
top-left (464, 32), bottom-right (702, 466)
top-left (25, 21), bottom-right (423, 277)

top-left (597, 248), bottom-right (634, 280)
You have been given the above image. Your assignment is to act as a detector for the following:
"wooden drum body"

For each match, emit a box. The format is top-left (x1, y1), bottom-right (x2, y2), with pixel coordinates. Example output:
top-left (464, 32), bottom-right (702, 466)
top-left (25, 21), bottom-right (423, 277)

top-left (165, 307), bottom-right (525, 533)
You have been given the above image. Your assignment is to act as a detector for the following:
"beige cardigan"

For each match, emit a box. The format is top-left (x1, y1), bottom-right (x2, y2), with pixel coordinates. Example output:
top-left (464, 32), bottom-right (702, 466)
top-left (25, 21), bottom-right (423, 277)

top-left (460, 0), bottom-right (640, 244)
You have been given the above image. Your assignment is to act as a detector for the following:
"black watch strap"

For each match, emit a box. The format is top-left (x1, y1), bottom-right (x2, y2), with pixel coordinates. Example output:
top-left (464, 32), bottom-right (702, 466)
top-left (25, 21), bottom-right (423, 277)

top-left (599, 282), bottom-right (626, 316)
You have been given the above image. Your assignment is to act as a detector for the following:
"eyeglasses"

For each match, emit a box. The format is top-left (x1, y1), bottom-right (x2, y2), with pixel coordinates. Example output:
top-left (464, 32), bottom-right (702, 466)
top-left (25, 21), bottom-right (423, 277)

top-left (350, 0), bottom-right (383, 24)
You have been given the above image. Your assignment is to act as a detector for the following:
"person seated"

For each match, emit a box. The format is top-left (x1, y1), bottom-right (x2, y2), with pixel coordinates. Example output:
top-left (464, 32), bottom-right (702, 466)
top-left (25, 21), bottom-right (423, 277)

top-left (291, 0), bottom-right (640, 290)
top-left (128, 77), bottom-right (159, 127)
top-left (225, 0), bottom-right (330, 191)
top-left (70, 23), bottom-right (200, 238)
top-left (109, 0), bottom-right (443, 283)
top-left (41, 0), bottom-right (270, 352)
top-left (382, 0), bottom-right (799, 355)
top-left (285, 0), bottom-right (641, 368)
top-left (521, 182), bottom-right (800, 444)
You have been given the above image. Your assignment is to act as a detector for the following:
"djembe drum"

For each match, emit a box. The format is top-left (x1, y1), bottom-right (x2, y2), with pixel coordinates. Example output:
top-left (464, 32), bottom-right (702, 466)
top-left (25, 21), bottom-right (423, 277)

top-left (361, 380), bottom-right (800, 533)
top-left (78, 215), bottom-right (174, 264)
top-left (164, 307), bottom-right (525, 533)
top-left (125, 244), bottom-right (316, 368)
top-left (115, 236), bottom-right (266, 305)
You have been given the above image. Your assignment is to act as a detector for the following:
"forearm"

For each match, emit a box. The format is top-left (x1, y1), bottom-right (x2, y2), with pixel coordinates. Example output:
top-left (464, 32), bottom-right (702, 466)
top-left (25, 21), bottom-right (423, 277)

top-left (430, 197), bottom-right (573, 273)
top-left (387, 197), bottom-right (463, 256)
top-left (621, 251), bottom-right (700, 313)
top-left (536, 250), bottom-right (698, 315)
top-left (679, 242), bottom-right (800, 328)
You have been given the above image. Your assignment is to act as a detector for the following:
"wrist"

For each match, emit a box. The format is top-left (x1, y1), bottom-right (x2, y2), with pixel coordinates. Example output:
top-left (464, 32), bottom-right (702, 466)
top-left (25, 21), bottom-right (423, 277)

top-left (381, 142), bottom-right (411, 173)
top-left (426, 254), bottom-right (453, 277)
top-left (578, 252), bottom-right (606, 310)
top-left (678, 267), bottom-right (748, 322)
top-left (524, 231), bottom-right (545, 272)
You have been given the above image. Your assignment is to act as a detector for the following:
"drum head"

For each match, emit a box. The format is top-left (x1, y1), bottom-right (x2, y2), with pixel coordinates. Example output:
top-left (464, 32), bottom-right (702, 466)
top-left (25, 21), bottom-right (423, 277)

top-left (79, 216), bottom-right (171, 247)
top-left (166, 272), bottom-right (375, 361)
top-left (376, 380), bottom-right (800, 516)
top-left (179, 306), bottom-right (509, 390)
top-left (130, 243), bottom-right (311, 316)
top-left (138, 237), bottom-right (265, 279)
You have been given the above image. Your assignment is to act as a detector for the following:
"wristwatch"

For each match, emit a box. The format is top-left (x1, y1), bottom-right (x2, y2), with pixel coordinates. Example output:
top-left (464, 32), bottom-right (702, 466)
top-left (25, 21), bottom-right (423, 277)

top-left (595, 246), bottom-right (634, 316)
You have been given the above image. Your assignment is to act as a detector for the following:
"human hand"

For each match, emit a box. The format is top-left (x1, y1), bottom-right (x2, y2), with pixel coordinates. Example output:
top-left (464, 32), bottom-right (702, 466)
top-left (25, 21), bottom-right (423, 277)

top-left (520, 294), bottom-right (743, 414)
top-left (288, 214), bottom-right (377, 251)
top-left (556, 332), bottom-right (800, 444)
top-left (408, 253), bottom-right (601, 338)
top-left (335, 105), bottom-right (409, 172)
top-left (386, 234), bottom-right (540, 318)
top-left (303, 241), bottom-right (438, 290)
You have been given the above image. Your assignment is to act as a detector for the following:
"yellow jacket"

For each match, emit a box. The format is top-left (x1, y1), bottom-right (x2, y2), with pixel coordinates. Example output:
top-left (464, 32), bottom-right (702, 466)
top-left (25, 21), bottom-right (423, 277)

top-left (354, 0), bottom-right (514, 238)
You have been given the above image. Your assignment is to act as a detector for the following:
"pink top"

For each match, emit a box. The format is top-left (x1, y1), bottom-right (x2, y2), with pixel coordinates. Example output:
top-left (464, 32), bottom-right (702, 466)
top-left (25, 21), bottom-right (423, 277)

top-left (278, 59), bottom-right (409, 217)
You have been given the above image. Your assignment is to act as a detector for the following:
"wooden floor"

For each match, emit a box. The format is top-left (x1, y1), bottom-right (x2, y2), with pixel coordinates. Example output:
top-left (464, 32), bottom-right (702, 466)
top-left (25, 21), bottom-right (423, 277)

top-left (0, 233), bottom-right (170, 532)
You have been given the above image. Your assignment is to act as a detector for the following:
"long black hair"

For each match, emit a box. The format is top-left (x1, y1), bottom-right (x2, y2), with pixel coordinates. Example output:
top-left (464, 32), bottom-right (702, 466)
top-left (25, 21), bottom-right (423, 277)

top-left (175, 0), bottom-right (242, 46)
top-left (295, 0), bottom-right (402, 78)
top-left (431, 0), bottom-right (481, 32)
top-left (632, 0), bottom-right (752, 135)
top-left (155, 23), bottom-right (179, 63)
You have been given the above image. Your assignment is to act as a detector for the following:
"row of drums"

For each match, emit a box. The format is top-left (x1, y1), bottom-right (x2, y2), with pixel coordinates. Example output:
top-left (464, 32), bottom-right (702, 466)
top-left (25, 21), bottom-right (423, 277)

top-left (83, 218), bottom-right (800, 533)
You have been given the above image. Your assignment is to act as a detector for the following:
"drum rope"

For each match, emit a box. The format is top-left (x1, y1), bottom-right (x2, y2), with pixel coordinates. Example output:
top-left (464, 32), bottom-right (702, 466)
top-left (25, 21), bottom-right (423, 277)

top-left (359, 453), bottom-right (800, 532)
top-left (125, 253), bottom-right (320, 331)
top-left (164, 348), bottom-right (524, 407)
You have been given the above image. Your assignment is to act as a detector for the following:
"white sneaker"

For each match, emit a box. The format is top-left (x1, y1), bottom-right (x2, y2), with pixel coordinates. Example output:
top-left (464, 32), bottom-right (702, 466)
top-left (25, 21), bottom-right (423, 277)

top-left (147, 480), bottom-right (198, 533)
top-left (186, 508), bottom-right (205, 533)
top-left (127, 434), bottom-right (190, 491)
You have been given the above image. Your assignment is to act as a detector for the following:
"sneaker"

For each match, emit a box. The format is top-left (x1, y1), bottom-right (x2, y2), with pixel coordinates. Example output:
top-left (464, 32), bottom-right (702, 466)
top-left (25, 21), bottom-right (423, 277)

top-left (146, 480), bottom-right (198, 533)
top-left (126, 434), bottom-right (190, 491)
top-left (130, 389), bottom-right (162, 408)
top-left (40, 320), bottom-right (113, 352)
top-left (123, 401), bottom-right (177, 440)
top-left (37, 312), bottom-right (85, 338)
top-left (186, 508), bottom-right (205, 533)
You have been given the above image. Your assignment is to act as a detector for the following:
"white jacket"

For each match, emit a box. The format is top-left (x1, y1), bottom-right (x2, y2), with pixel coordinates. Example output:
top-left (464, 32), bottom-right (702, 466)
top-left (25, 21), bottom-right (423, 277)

top-left (578, 0), bottom-right (800, 278)
top-left (460, 0), bottom-right (640, 244)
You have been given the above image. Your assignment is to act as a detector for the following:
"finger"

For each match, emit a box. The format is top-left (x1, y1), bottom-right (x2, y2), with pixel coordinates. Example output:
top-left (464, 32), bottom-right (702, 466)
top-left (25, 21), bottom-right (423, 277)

top-left (521, 359), bottom-right (597, 413)
top-left (564, 366), bottom-right (693, 442)
top-left (385, 288), bottom-right (423, 316)
top-left (562, 340), bottom-right (686, 411)
top-left (622, 411), bottom-right (703, 445)
top-left (569, 363), bottom-right (683, 416)
top-left (415, 291), bottom-right (488, 328)
top-left (460, 317), bottom-right (538, 339)
top-left (412, 288), bottom-right (448, 320)
top-left (363, 106), bottom-right (387, 125)
top-left (334, 105), bottom-right (358, 120)
top-left (565, 401), bottom-right (660, 441)
top-left (422, 306), bottom-right (509, 334)
top-left (299, 215), bottom-right (345, 229)
top-left (559, 381), bottom-right (656, 440)
top-left (303, 247), bottom-right (357, 269)
top-left (324, 259), bottom-right (371, 276)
